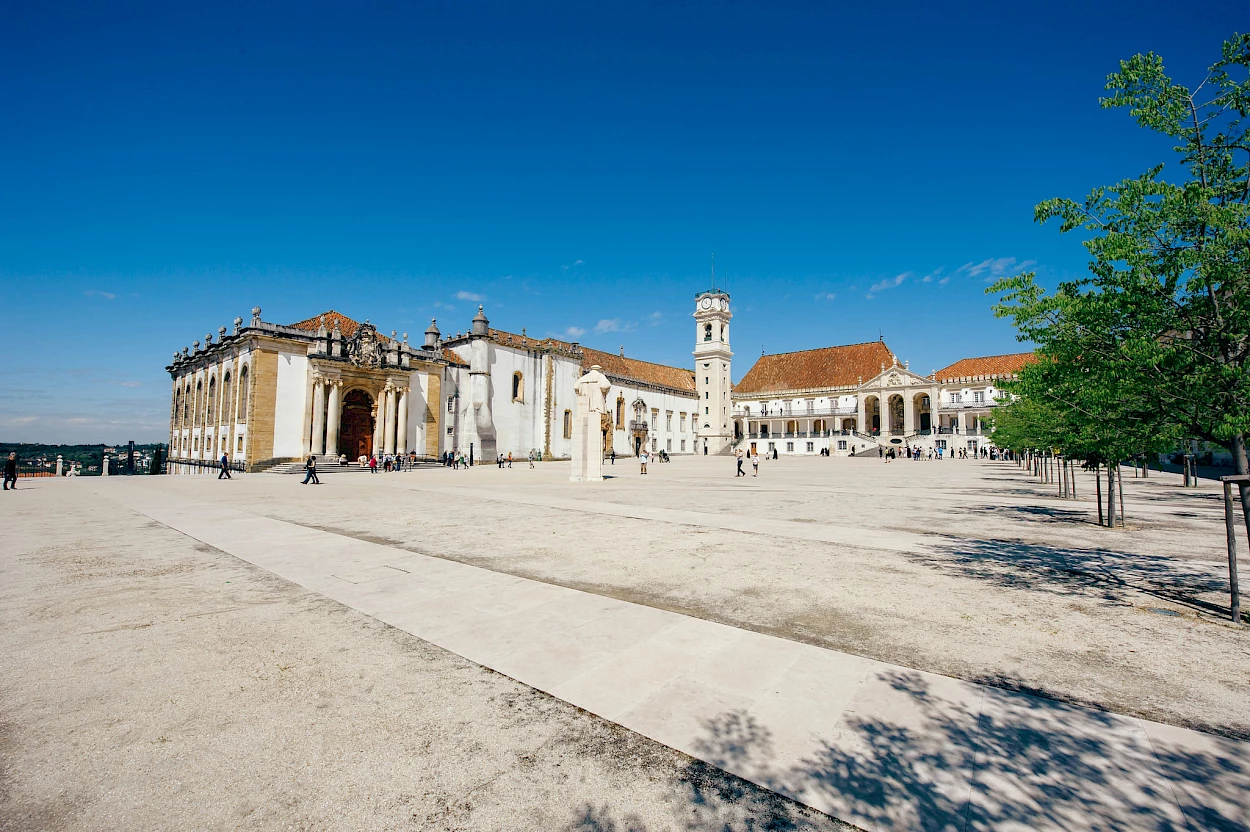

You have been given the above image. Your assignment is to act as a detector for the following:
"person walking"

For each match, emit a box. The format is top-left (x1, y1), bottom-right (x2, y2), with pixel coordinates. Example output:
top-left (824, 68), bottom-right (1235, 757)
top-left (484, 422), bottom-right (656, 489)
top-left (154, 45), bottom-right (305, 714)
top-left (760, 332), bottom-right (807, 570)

top-left (639, 449), bottom-right (648, 475)
top-left (528, 449), bottom-right (535, 469)
top-left (497, 453), bottom-right (504, 469)
top-left (369, 454), bottom-right (378, 474)
top-left (4, 452), bottom-right (17, 491)
top-left (301, 454), bottom-right (320, 484)
top-left (751, 450), bottom-right (760, 477)
top-left (218, 451), bottom-right (232, 480)
top-left (610, 450), bottom-right (616, 465)
top-left (735, 448), bottom-right (745, 477)
top-left (507, 452), bottom-right (513, 468)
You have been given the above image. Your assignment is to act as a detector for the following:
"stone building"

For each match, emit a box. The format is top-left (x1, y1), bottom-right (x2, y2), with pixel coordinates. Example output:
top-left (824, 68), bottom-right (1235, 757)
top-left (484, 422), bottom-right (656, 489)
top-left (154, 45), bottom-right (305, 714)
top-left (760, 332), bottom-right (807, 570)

top-left (731, 344), bottom-right (1035, 457)
top-left (167, 288), bottom-right (1033, 468)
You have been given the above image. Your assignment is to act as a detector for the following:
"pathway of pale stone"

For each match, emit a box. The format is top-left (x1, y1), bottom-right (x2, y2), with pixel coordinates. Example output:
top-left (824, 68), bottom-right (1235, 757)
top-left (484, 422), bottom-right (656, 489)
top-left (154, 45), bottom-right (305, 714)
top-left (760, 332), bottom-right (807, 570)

top-left (95, 480), bottom-right (1248, 832)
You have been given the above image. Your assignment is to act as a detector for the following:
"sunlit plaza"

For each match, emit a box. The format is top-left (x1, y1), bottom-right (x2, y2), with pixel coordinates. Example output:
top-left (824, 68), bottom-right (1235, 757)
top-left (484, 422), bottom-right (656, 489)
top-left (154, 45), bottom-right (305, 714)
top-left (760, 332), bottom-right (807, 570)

top-left (2, 455), bottom-right (1246, 830)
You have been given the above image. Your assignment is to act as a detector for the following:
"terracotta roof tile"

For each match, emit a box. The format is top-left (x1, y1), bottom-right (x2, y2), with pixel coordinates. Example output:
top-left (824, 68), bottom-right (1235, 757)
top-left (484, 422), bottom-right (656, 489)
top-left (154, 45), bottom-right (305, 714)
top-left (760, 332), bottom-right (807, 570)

top-left (934, 352), bottom-right (1036, 382)
top-left (288, 310), bottom-right (361, 338)
top-left (734, 341), bottom-right (896, 395)
top-left (580, 347), bottom-right (696, 394)
top-left (442, 348), bottom-right (469, 367)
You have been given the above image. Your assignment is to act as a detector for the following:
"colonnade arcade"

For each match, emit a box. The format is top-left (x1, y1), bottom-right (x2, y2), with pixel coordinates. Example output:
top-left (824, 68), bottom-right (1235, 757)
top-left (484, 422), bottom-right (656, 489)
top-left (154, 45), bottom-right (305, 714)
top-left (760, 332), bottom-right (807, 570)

top-left (305, 368), bottom-right (414, 459)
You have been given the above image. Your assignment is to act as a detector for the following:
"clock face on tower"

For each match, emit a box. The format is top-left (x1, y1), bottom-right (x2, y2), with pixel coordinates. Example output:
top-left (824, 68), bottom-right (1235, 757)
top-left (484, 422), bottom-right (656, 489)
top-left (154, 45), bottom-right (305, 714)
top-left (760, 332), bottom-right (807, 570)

top-left (700, 297), bottom-right (712, 310)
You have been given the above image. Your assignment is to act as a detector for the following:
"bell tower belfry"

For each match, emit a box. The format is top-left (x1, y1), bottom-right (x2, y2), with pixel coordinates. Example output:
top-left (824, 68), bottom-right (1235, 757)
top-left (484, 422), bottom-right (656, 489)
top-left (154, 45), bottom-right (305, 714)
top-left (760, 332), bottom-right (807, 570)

top-left (693, 264), bottom-right (733, 455)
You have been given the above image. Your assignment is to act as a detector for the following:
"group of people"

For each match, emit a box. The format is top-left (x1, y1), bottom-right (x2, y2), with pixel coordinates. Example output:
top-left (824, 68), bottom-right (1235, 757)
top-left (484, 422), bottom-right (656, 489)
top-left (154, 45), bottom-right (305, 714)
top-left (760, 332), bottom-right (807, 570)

top-left (879, 444), bottom-right (1003, 462)
top-left (734, 447), bottom-right (762, 477)
top-left (442, 450), bottom-right (469, 469)
top-left (496, 451), bottom-right (536, 468)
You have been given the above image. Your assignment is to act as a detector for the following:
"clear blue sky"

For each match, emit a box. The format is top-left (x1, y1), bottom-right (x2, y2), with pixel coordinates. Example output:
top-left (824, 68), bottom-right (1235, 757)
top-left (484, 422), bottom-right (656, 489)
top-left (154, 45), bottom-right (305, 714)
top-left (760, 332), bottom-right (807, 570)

top-left (1, 1), bottom-right (1243, 443)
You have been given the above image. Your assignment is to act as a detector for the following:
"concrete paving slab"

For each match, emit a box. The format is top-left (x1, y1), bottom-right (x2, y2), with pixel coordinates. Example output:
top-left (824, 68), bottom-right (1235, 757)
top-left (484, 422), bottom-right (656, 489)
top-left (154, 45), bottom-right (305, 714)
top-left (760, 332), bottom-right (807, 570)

top-left (93, 480), bottom-right (1250, 832)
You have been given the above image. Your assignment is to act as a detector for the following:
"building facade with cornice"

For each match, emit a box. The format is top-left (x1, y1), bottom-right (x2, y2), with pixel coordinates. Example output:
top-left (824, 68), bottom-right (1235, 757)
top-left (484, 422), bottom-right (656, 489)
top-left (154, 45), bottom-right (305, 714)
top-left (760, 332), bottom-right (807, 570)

top-left (166, 290), bottom-right (1033, 469)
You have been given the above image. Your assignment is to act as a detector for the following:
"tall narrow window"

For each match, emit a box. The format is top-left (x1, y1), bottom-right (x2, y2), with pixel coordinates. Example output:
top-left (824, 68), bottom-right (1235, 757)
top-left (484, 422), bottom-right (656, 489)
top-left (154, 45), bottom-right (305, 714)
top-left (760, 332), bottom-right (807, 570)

top-left (222, 372), bottom-right (233, 424)
top-left (195, 380), bottom-right (203, 423)
top-left (615, 397), bottom-right (624, 430)
top-left (512, 372), bottom-right (524, 402)
top-left (207, 377), bottom-right (216, 423)
top-left (704, 323), bottom-right (712, 341)
top-left (238, 367), bottom-right (249, 423)
top-left (563, 409), bottom-right (572, 439)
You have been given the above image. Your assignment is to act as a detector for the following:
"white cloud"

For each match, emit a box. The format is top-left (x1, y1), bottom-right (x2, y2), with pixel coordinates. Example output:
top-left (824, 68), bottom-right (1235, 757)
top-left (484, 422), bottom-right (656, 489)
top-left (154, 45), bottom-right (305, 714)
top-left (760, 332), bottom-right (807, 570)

top-left (958, 257), bottom-right (1036, 281)
top-left (647, 311), bottom-right (664, 326)
top-left (6, 416), bottom-right (37, 424)
top-left (119, 381), bottom-right (142, 388)
top-left (921, 268), bottom-right (943, 283)
top-left (595, 319), bottom-right (622, 333)
top-left (455, 290), bottom-right (484, 302)
top-left (815, 292), bottom-right (836, 301)
top-left (85, 290), bottom-right (115, 300)
top-left (866, 272), bottom-right (910, 298)
top-left (563, 326), bottom-right (586, 339)
top-left (433, 300), bottom-right (455, 310)
top-left (939, 276), bottom-right (951, 285)
top-left (573, 259), bottom-right (584, 266)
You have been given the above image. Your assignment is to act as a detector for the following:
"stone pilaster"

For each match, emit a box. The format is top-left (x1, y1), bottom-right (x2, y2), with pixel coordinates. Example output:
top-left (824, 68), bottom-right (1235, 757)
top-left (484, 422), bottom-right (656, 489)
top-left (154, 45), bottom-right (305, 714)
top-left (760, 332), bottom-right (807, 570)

top-left (396, 386), bottom-right (409, 454)
top-left (311, 376), bottom-right (327, 455)
top-left (325, 381), bottom-right (342, 457)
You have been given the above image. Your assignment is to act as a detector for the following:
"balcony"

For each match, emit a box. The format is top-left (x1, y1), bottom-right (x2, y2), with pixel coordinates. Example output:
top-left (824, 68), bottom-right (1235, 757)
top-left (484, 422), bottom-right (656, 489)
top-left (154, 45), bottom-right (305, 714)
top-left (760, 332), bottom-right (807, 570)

top-left (938, 399), bottom-right (998, 410)
top-left (734, 405), bottom-right (859, 418)
top-left (628, 420), bottom-right (648, 432)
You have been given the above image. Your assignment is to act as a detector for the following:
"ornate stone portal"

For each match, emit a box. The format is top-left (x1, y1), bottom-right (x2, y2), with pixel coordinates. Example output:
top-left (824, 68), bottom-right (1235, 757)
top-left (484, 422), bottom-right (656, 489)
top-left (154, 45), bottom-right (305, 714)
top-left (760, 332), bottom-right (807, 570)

top-left (571, 365), bottom-right (611, 482)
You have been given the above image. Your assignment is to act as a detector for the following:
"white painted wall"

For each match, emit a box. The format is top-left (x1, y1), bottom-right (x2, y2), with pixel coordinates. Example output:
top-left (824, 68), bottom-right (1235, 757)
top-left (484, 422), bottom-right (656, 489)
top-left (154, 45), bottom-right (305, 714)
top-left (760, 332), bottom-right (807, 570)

top-left (273, 351), bottom-right (309, 458)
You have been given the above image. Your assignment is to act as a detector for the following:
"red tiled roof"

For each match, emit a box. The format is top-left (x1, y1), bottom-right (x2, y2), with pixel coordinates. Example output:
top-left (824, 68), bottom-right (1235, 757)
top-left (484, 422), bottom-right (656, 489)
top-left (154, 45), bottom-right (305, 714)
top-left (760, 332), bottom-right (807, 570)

top-left (442, 348), bottom-right (469, 367)
top-left (288, 310), bottom-right (361, 338)
top-left (934, 352), bottom-right (1036, 382)
top-left (734, 341), bottom-right (896, 395)
top-left (580, 347), bottom-right (696, 394)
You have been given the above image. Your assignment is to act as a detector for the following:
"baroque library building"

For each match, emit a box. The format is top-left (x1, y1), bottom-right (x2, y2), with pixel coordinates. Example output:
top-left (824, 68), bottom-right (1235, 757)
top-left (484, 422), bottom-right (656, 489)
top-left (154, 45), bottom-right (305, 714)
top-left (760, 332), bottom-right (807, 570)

top-left (167, 289), bottom-right (1034, 470)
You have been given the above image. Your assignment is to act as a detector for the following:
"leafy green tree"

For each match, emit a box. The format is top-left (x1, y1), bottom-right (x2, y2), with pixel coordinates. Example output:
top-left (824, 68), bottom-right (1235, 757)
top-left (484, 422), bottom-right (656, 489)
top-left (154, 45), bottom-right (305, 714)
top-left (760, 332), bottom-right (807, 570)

top-left (990, 33), bottom-right (1250, 536)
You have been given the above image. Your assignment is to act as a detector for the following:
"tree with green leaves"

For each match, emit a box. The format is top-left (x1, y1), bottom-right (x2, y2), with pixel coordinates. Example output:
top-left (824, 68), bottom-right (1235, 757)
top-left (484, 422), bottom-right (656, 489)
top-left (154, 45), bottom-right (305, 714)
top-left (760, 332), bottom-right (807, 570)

top-left (990, 34), bottom-right (1250, 540)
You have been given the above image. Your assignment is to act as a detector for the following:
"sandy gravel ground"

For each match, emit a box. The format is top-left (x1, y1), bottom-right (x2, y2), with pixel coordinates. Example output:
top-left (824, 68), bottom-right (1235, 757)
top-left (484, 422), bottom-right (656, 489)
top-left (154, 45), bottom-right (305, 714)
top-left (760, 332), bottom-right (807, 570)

top-left (161, 455), bottom-right (1250, 740)
top-left (0, 482), bottom-right (849, 831)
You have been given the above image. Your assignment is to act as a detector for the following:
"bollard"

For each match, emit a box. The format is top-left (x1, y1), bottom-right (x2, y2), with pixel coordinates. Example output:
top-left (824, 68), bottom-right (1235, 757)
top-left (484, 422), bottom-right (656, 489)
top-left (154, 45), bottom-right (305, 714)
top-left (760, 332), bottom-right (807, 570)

top-left (56, 455), bottom-right (63, 477)
top-left (102, 457), bottom-right (110, 477)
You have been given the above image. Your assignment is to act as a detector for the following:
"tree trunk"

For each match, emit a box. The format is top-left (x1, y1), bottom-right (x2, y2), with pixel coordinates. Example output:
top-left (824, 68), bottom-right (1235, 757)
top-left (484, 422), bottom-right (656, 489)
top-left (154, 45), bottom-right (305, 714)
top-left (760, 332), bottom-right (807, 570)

top-left (1117, 460), bottom-right (1126, 527)
top-left (1107, 464), bottom-right (1117, 529)
top-left (1096, 467), bottom-right (1104, 526)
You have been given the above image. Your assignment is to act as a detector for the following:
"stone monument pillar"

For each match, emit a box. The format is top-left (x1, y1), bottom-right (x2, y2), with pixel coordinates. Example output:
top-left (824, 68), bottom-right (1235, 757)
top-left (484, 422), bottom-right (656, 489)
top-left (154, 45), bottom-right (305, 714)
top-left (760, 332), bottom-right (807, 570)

top-left (570, 365), bottom-right (611, 482)
top-left (56, 455), bottom-right (63, 477)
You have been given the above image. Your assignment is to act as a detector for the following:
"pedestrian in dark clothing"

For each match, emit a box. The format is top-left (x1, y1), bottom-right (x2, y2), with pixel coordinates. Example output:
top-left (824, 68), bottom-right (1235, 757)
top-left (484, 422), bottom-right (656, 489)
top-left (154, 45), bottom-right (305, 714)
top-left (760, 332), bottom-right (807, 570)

top-left (218, 452), bottom-right (232, 479)
top-left (302, 455), bottom-right (320, 484)
top-left (4, 452), bottom-right (17, 490)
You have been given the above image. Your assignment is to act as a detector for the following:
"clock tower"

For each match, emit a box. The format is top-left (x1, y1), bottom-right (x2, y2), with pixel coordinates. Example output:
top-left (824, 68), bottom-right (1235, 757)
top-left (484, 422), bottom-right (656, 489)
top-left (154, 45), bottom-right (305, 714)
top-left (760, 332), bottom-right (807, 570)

top-left (693, 286), bottom-right (733, 455)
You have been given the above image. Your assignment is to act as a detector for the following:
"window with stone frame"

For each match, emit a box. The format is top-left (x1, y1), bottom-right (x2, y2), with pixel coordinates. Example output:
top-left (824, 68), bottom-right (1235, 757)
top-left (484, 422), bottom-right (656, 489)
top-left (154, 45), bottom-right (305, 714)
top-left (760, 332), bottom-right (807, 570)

top-left (238, 367), bottom-right (249, 423)
top-left (222, 372), bottom-right (233, 424)
top-left (512, 372), bottom-right (524, 402)
top-left (563, 409), bottom-right (572, 439)
top-left (615, 396), bottom-right (625, 430)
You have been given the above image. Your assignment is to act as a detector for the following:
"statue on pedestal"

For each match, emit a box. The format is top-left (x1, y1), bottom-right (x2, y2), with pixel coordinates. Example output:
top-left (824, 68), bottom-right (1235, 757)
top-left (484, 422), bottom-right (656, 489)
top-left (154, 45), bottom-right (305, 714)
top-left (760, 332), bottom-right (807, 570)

top-left (570, 365), bottom-right (611, 482)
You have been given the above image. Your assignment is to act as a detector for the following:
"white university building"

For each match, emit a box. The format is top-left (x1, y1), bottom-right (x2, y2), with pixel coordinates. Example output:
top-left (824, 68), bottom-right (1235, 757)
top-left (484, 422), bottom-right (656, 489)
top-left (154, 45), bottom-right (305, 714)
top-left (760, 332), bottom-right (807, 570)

top-left (166, 287), bottom-right (1032, 470)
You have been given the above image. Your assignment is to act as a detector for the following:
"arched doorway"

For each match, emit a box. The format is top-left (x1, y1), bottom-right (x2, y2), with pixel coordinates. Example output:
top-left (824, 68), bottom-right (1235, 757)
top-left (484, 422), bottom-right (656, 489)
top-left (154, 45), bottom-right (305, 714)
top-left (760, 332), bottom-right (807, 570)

top-left (888, 394), bottom-right (905, 434)
top-left (913, 393), bottom-right (931, 433)
top-left (340, 389), bottom-right (375, 459)
top-left (865, 396), bottom-right (880, 434)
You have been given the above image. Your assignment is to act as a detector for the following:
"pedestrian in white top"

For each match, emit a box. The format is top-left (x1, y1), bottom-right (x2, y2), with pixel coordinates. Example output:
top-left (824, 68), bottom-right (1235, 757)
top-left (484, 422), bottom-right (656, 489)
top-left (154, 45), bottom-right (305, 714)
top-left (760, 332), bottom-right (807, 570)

top-left (639, 450), bottom-right (648, 475)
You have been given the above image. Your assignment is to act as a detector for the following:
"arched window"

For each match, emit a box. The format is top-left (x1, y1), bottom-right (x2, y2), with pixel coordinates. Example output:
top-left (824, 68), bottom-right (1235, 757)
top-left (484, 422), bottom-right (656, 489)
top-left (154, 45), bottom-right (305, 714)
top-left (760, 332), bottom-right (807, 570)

top-left (704, 323), bottom-right (713, 342)
top-left (207, 376), bottom-right (217, 423)
top-left (195, 380), bottom-right (203, 423)
top-left (512, 372), bottom-right (523, 402)
top-left (183, 385), bottom-right (190, 422)
top-left (238, 366), bottom-right (249, 423)
top-left (563, 409), bottom-right (572, 439)
top-left (614, 396), bottom-right (625, 430)
top-left (222, 371), bottom-right (233, 424)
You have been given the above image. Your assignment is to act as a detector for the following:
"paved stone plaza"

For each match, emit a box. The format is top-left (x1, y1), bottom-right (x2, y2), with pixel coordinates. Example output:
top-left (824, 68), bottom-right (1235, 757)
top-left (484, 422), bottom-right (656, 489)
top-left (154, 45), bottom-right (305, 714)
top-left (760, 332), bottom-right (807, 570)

top-left (2, 456), bottom-right (1247, 831)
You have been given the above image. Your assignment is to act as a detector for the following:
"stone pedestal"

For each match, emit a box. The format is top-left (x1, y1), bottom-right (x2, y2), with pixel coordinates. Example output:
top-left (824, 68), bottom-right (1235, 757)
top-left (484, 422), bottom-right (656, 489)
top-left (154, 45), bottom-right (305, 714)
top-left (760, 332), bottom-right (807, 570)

top-left (55, 455), bottom-right (63, 477)
top-left (570, 366), bottom-right (611, 482)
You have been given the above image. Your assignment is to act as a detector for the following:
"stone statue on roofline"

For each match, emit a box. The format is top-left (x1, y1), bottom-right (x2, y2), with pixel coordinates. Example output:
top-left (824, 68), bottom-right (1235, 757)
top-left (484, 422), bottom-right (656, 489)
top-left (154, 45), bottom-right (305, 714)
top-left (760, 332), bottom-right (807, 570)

top-left (570, 365), bottom-right (611, 482)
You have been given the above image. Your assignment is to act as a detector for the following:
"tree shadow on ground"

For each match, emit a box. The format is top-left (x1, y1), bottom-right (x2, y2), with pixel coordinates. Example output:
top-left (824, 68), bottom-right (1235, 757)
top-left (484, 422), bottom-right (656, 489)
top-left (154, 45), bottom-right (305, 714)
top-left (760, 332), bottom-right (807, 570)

top-left (956, 504), bottom-right (1093, 524)
top-left (630, 671), bottom-right (1245, 832)
top-left (914, 536), bottom-right (1240, 621)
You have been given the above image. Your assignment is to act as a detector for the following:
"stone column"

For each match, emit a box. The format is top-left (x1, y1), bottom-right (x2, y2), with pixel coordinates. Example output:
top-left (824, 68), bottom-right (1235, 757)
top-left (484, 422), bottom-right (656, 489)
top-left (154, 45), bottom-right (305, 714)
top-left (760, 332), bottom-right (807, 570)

top-left (301, 377), bottom-right (315, 456)
top-left (383, 385), bottom-right (397, 454)
top-left (371, 397), bottom-right (384, 455)
top-left (903, 394), bottom-right (915, 436)
top-left (396, 386), bottom-right (409, 454)
top-left (311, 377), bottom-right (327, 455)
top-left (325, 381), bottom-right (342, 457)
top-left (56, 455), bottom-right (63, 477)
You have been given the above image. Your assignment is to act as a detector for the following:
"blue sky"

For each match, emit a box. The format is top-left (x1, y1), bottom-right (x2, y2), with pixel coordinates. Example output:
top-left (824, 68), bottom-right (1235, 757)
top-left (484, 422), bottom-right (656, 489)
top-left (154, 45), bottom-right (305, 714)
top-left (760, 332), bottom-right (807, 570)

top-left (1, 0), bottom-right (1243, 442)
